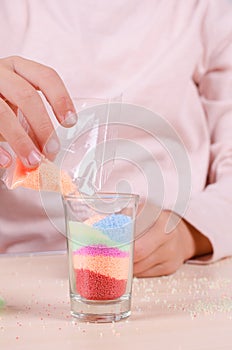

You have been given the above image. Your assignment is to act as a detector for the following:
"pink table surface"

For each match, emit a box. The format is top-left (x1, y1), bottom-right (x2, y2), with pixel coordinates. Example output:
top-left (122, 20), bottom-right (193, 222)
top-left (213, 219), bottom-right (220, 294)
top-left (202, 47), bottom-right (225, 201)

top-left (0, 252), bottom-right (232, 350)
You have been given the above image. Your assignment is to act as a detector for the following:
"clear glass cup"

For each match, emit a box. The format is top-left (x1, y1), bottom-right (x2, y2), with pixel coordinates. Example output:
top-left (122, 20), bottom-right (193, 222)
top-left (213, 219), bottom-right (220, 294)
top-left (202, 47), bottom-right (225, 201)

top-left (62, 192), bottom-right (139, 323)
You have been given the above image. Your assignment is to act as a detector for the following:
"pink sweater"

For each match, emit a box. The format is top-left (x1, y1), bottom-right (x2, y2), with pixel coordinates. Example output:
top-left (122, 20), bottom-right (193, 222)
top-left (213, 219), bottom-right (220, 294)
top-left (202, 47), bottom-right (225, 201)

top-left (0, 0), bottom-right (232, 262)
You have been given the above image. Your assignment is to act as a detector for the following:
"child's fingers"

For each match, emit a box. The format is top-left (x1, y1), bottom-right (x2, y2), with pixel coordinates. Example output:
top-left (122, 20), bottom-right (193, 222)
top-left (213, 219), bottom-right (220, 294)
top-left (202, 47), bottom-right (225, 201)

top-left (133, 245), bottom-right (165, 275)
top-left (0, 99), bottom-right (42, 168)
top-left (0, 145), bottom-right (12, 168)
top-left (9, 56), bottom-right (77, 126)
top-left (0, 68), bottom-right (60, 160)
top-left (134, 242), bottom-right (182, 277)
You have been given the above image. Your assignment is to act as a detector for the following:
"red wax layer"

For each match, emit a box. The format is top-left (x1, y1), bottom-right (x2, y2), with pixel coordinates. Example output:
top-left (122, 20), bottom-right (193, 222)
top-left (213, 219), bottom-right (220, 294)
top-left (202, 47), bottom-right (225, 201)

top-left (75, 268), bottom-right (127, 300)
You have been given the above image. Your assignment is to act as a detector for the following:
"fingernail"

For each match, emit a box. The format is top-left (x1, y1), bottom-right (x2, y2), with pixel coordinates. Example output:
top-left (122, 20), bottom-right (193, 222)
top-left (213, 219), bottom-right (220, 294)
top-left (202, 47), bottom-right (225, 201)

top-left (25, 150), bottom-right (42, 167)
top-left (0, 153), bottom-right (11, 167)
top-left (62, 111), bottom-right (78, 127)
top-left (45, 138), bottom-right (60, 154)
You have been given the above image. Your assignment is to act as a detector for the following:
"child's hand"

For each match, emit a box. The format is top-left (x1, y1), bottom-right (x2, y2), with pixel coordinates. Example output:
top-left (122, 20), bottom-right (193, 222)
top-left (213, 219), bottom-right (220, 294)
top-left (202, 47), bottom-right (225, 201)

top-left (0, 56), bottom-right (77, 168)
top-left (134, 209), bottom-right (213, 277)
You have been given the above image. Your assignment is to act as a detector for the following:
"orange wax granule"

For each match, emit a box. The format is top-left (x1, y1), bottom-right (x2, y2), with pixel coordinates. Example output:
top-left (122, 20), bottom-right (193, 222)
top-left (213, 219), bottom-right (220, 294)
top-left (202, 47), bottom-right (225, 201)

top-left (11, 158), bottom-right (77, 195)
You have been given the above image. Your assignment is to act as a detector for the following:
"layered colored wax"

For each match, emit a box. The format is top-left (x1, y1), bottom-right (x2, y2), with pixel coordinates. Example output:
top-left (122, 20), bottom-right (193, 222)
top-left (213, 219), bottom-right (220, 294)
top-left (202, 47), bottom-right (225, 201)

top-left (69, 214), bottom-right (133, 300)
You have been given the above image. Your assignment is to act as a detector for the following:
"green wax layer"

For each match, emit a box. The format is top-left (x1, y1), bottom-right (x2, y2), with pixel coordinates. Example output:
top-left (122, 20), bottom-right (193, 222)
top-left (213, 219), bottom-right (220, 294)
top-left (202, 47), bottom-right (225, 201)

top-left (68, 221), bottom-right (130, 252)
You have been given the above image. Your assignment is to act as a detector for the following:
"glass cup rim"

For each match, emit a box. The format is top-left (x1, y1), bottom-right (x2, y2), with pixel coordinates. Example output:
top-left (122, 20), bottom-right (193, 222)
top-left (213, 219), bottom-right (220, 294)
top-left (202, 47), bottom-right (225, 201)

top-left (63, 191), bottom-right (139, 201)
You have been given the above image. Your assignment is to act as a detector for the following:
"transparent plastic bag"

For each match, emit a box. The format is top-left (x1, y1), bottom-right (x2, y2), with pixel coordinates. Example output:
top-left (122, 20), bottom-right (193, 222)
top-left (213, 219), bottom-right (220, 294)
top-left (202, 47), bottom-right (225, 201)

top-left (1, 156), bottom-right (77, 195)
top-left (1, 97), bottom-right (121, 195)
top-left (56, 97), bottom-right (121, 195)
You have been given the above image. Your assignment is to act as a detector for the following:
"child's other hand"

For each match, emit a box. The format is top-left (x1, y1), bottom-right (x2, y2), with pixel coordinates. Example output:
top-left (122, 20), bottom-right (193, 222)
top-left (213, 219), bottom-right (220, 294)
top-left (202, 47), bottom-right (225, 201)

top-left (133, 209), bottom-right (213, 277)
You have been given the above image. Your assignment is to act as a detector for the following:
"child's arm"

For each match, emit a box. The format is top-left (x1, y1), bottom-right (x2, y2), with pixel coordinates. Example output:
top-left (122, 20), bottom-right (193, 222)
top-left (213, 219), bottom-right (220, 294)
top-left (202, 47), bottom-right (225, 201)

top-left (134, 0), bottom-right (232, 277)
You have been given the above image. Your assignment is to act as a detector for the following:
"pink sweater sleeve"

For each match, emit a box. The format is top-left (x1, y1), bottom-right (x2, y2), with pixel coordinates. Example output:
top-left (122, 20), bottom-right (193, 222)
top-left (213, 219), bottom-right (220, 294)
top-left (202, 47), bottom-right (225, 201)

top-left (184, 0), bottom-right (232, 263)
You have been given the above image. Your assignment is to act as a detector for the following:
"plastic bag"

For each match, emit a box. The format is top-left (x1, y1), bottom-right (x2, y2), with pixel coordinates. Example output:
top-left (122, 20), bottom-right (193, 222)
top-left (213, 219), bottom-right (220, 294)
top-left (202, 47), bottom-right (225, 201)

top-left (1, 98), bottom-right (120, 195)
top-left (56, 98), bottom-right (120, 195)
top-left (1, 156), bottom-right (77, 195)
